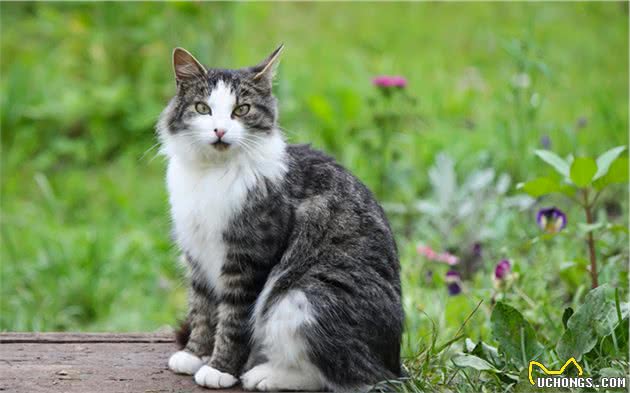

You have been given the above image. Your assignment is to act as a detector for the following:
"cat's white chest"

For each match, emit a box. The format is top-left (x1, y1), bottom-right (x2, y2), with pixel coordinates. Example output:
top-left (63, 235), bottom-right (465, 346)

top-left (167, 158), bottom-right (253, 295)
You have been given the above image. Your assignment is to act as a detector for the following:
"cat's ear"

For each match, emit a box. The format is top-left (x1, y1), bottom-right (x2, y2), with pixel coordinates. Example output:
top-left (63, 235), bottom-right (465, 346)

top-left (172, 47), bottom-right (206, 82)
top-left (251, 44), bottom-right (284, 87)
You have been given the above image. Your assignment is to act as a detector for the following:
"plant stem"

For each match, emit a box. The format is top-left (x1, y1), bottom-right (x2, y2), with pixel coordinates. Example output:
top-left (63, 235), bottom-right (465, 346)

top-left (583, 189), bottom-right (598, 288)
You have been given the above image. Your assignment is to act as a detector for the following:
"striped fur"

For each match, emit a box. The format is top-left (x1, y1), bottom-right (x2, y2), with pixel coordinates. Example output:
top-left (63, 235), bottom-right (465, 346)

top-left (158, 46), bottom-right (403, 391)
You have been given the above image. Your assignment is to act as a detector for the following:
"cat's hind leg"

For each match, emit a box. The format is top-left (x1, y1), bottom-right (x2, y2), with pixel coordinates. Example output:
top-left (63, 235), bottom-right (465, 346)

top-left (241, 289), bottom-right (326, 391)
top-left (245, 261), bottom-right (402, 392)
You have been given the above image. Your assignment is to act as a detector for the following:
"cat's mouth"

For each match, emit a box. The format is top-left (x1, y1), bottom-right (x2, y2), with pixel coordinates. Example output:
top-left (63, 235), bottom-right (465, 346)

top-left (211, 141), bottom-right (230, 151)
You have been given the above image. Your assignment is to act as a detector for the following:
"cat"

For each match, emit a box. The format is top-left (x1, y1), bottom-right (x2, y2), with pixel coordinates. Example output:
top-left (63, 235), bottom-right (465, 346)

top-left (157, 45), bottom-right (403, 392)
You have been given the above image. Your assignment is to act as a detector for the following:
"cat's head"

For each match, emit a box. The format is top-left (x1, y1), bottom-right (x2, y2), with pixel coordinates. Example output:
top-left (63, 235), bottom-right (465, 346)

top-left (157, 45), bottom-right (284, 165)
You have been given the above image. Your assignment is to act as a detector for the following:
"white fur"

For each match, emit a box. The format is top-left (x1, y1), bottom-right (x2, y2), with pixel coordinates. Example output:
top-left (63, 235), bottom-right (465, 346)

top-left (244, 289), bottom-right (326, 391)
top-left (241, 362), bottom-right (323, 391)
top-left (168, 350), bottom-right (204, 375)
top-left (257, 290), bottom-right (314, 365)
top-left (194, 365), bottom-right (238, 388)
top-left (160, 81), bottom-right (288, 295)
top-left (166, 132), bottom-right (286, 295)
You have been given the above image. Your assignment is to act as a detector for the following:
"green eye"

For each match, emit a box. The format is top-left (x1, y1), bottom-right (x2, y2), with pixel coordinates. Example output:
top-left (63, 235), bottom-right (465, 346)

top-left (232, 104), bottom-right (250, 117)
top-left (195, 102), bottom-right (211, 115)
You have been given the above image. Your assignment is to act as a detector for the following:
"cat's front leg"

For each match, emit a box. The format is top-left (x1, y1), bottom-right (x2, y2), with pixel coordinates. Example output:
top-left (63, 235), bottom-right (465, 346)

top-left (169, 283), bottom-right (218, 375)
top-left (194, 302), bottom-right (251, 389)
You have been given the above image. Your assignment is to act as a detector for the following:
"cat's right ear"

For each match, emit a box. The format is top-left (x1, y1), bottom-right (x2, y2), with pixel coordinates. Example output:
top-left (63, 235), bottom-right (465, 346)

top-left (172, 47), bottom-right (206, 83)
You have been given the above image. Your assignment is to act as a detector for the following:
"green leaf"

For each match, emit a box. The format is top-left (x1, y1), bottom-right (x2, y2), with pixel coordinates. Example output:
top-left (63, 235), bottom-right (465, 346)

top-left (470, 340), bottom-right (504, 368)
top-left (570, 285), bottom-right (617, 336)
top-left (518, 177), bottom-right (559, 197)
top-left (491, 302), bottom-right (544, 368)
top-left (535, 150), bottom-right (570, 177)
top-left (594, 146), bottom-right (626, 180)
top-left (569, 157), bottom-right (597, 187)
top-left (608, 223), bottom-right (630, 234)
top-left (556, 328), bottom-right (590, 361)
top-left (452, 354), bottom-right (497, 372)
top-left (599, 368), bottom-right (627, 378)
top-left (599, 317), bottom-right (629, 357)
top-left (556, 284), bottom-right (627, 361)
top-left (594, 156), bottom-right (628, 189)
top-left (558, 184), bottom-right (577, 197)
top-left (578, 222), bottom-right (605, 233)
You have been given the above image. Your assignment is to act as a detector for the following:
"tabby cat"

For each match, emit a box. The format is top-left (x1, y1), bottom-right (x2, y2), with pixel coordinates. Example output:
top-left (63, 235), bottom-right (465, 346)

top-left (157, 45), bottom-right (403, 392)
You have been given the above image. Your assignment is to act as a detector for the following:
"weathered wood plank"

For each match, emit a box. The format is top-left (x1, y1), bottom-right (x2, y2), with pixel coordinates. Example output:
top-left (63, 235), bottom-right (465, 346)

top-left (0, 333), bottom-right (239, 393)
top-left (0, 332), bottom-right (173, 344)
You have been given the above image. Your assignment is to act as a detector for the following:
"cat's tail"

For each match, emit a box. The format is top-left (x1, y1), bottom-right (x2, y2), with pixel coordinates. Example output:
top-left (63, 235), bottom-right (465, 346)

top-left (174, 318), bottom-right (191, 349)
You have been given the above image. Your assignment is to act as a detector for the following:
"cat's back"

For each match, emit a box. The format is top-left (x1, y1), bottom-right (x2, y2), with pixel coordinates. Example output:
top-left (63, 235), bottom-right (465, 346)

top-left (282, 144), bottom-right (398, 275)
top-left (285, 143), bottom-right (337, 181)
top-left (285, 144), bottom-right (377, 200)
top-left (284, 144), bottom-right (391, 226)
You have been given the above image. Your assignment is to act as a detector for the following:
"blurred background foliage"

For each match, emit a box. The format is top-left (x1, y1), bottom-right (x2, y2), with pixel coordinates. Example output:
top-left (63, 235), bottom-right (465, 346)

top-left (0, 1), bottom-right (627, 371)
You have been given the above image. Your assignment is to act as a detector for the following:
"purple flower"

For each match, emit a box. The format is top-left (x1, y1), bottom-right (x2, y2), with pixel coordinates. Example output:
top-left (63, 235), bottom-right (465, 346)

top-left (445, 270), bottom-right (462, 296)
top-left (372, 75), bottom-right (407, 88)
top-left (448, 282), bottom-right (462, 296)
top-left (472, 242), bottom-right (482, 258)
top-left (494, 259), bottom-right (511, 280)
top-left (536, 207), bottom-right (567, 234)
top-left (445, 270), bottom-right (460, 282)
top-left (540, 135), bottom-right (551, 149)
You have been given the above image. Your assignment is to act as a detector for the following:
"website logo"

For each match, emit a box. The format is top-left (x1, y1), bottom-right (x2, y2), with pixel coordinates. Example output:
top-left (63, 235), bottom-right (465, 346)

top-left (529, 358), bottom-right (626, 389)
top-left (528, 358), bottom-right (583, 385)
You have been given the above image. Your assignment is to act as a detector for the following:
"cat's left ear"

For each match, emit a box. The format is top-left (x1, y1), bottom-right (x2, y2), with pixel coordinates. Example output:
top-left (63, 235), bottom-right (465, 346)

top-left (251, 44), bottom-right (284, 87)
top-left (172, 47), bottom-right (206, 83)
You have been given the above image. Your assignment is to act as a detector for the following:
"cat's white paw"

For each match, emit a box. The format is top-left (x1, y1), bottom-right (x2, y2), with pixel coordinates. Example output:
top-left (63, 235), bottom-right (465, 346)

top-left (194, 365), bottom-right (238, 389)
top-left (241, 363), bottom-right (273, 390)
top-left (241, 363), bottom-right (323, 391)
top-left (168, 351), bottom-right (204, 375)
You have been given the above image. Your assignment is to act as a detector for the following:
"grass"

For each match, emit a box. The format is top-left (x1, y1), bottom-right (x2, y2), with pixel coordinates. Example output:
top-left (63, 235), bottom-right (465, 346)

top-left (1, 2), bottom-right (628, 391)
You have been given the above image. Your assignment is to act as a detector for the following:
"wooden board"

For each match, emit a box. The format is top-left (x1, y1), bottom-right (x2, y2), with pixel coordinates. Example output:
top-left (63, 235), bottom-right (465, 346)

top-left (0, 333), bottom-right (243, 393)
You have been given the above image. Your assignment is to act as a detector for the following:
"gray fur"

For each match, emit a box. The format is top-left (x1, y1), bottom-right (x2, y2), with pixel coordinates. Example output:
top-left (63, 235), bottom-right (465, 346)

top-left (159, 46), bottom-right (403, 391)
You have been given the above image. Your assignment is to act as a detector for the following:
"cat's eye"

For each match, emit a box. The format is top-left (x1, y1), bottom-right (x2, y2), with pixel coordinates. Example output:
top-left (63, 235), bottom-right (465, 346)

top-left (232, 104), bottom-right (250, 117)
top-left (195, 102), bottom-right (211, 115)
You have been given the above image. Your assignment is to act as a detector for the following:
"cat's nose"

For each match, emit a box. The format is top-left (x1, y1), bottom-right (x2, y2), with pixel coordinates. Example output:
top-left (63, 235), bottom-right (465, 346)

top-left (214, 128), bottom-right (226, 139)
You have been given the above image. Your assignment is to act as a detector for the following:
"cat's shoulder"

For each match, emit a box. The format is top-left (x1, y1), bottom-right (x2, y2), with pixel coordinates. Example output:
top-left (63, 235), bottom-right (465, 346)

top-left (286, 143), bottom-right (336, 166)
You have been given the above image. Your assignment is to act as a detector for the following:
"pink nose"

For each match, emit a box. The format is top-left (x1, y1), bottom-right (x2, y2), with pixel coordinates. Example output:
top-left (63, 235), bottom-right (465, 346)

top-left (214, 129), bottom-right (226, 138)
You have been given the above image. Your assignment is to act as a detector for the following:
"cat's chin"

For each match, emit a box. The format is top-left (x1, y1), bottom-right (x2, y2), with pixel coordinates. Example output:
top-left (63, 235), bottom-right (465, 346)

top-left (164, 143), bottom-right (240, 169)
top-left (211, 141), bottom-right (231, 152)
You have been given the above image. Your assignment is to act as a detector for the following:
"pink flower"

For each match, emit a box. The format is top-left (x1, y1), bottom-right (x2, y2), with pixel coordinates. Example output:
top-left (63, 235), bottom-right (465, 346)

top-left (372, 75), bottom-right (407, 88)
top-left (437, 252), bottom-right (459, 266)
top-left (417, 244), bottom-right (438, 260)
top-left (417, 244), bottom-right (459, 265)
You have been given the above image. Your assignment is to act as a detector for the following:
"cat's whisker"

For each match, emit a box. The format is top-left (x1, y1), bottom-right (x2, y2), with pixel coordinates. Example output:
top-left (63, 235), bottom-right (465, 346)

top-left (139, 142), bottom-right (162, 162)
top-left (277, 126), bottom-right (298, 139)
top-left (237, 142), bottom-right (265, 163)
top-left (236, 137), bottom-right (266, 157)
top-left (239, 137), bottom-right (265, 152)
